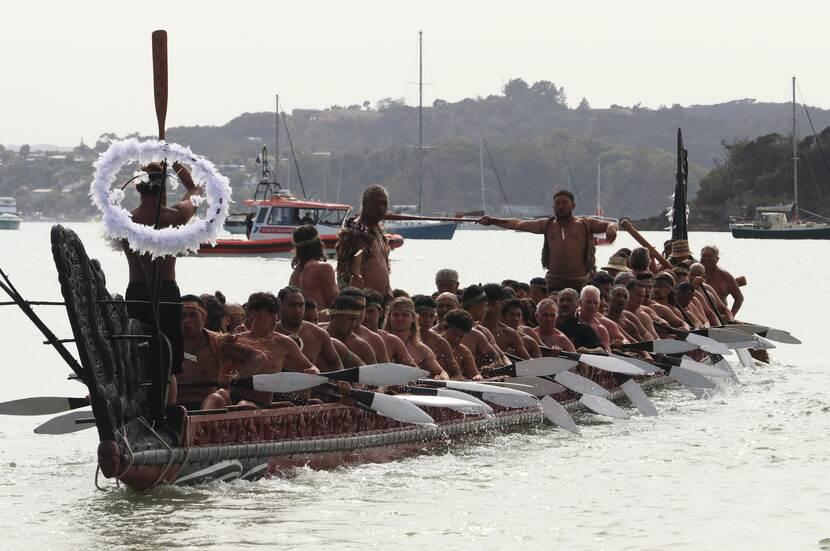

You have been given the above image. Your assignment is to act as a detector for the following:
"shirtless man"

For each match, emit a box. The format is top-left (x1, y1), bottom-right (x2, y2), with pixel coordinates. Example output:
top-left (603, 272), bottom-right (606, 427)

top-left (646, 273), bottom-right (689, 330)
top-left (700, 246), bottom-right (743, 315)
top-left (533, 299), bottom-right (576, 351)
top-left (289, 225), bottom-right (339, 309)
top-left (234, 292), bottom-right (320, 405)
top-left (436, 292), bottom-right (461, 322)
top-left (529, 277), bottom-right (547, 305)
top-left (177, 295), bottom-right (267, 410)
top-left (479, 190), bottom-right (617, 292)
top-left (303, 297), bottom-right (320, 324)
top-left (481, 283), bottom-right (530, 359)
top-left (673, 282), bottom-right (708, 329)
top-left (501, 299), bottom-right (542, 358)
top-left (384, 297), bottom-right (449, 379)
top-left (340, 287), bottom-right (390, 363)
top-left (326, 295), bottom-right (377, 365)
top-left (624, 280), bottom-right (659, 341)
top-left (689, 262), bottom-right (734, 323)
top-left (124, 161), bottom-right (200, 404)
top-left (336, 185), bottom-right (392, 299)
top-left (435, 269), bottom-right (460, 295)
top-left (362, 289), bottom-right (417, 367)
top-left (413, 295), bottom-right (462, 378)
top-left (274, 286), bottom-right (343, 372)
top-left (577, 286), bottom-right (612, 351)
top-left (442, 309), bottom-right (483, 380)
top-left (460, 285), bottom-right (508, 367)
top-left (607, 286), bottom-right (647, 342)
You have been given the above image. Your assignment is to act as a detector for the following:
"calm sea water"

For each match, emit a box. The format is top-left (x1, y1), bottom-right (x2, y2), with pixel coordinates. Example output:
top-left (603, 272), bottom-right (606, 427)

top-left (0, 222), bottom-right (827, 550)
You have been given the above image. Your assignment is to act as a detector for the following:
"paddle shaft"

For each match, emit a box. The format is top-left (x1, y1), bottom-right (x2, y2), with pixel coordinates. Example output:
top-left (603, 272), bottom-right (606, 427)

top-left (383, 213), bottom-right (479, 223)
top-left (619, 220), bottom-right (673, 270)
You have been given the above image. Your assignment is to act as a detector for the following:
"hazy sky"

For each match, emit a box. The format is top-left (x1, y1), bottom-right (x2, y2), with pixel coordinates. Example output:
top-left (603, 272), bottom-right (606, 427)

top-left (3, 0), bottom-right (829, 146)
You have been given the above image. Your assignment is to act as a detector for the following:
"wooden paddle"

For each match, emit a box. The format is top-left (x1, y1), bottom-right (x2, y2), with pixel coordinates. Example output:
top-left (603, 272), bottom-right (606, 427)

top-left (152, 30), bottom-right (168, 141)
top-left (618, 219), bottom-right (673, 270)
top-left (383, 213), bottom-right (480, 223)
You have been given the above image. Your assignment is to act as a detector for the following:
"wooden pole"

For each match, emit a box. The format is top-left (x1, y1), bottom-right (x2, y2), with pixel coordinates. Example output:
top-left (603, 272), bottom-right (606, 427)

top-left (619, 219), bottom-right (673, 270)
top-left (384, 213), bottom-right (479, 223)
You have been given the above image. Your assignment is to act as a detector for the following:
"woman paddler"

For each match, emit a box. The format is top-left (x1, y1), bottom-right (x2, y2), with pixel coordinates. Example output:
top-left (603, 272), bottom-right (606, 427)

top-left (289, 225), bottom-right (339, 309)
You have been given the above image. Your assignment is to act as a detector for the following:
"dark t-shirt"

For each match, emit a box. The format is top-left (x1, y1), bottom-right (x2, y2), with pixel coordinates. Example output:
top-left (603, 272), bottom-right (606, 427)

top-left (556, 317), bottom-right (602, 349)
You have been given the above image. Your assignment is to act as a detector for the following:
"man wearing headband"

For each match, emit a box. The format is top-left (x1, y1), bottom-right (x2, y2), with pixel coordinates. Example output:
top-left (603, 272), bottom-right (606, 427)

top-left (336, 185), bottom-right (392, 299)
top-left (274, 286), bottom-right (343, 372)
top-left (481, 283), bottom-right (531, 360)
top-left (442, 309), bottom-right (483, 380)
top-left (413, 295), bottom-right (462, 379)
top-left (384, 297), bottom-right (448, 379)
top-left (454, 285), bottom-right (506, 368)
top-left (341, 287), bottom-right (390, 363)
top-left (528, 277), bottom-right (548, 305)
top-left (289, 225), bottom-right (339, 309)
top-left (123, 160), bottom-right (201, 398)
top-left (177, 294), bottom-right (268, 410)
top-left (326, 295), bottom-right (376, 366)
top-left (478, 189), bottom-right (617, 292)
top-left (235, 292), bottom-right (321, 406)
top-left (360, 289), bottom-right (417, 367)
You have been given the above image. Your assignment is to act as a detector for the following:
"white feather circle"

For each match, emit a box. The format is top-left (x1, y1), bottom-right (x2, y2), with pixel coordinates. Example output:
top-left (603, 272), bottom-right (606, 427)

top-left (89, 139), bottom-right (232, 257)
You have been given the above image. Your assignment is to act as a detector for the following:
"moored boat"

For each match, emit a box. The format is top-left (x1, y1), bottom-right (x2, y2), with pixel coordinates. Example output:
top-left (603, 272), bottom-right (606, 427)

top-left (0, 197), bottom-right (22, 230)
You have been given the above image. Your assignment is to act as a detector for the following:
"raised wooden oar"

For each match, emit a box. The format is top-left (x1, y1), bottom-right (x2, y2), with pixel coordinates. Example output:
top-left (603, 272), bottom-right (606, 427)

top-left (619, 219), bottom-right (673, 270)
top-left (152, 30), bottom-right (168, 141)
top-left (383, 213), bottom-right (480, 223)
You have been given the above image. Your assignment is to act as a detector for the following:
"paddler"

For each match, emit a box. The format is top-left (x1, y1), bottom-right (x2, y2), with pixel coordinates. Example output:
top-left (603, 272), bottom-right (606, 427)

top-left (689, 262), bottom-right (735, 323)
top-left (700, 245), bottom-right (744, 315)
top-left (478, 190), bottom-right (617, 292)
top-left (274, 286), bottom-right (343, 372)
top-left (336, 185), bottom-right (392, 299)
top-left (385, 297), bottom-right (449, 380)
top-left (435, 268), bottom-right (460, 295)
top-left (123, 161), bottom-right (200, 401)
top-left (481, 283), bottom-right (531, 359)
top-left (340, 287), bottom-right (390, 362)
top-left (556, 288), bottom-right (604, 353)
top-left (500, 298), bottom-right (543, 358)
top-left (289, 225), bottom-right (339, 309)
top-left (533, 298), bottom-right (576, 351)
top-left (177, 294), bottom-right (268, 410)
top-left (326, 294), bottom-right (377, 365)
top-left (413, 295), bottom-right (463, 379)
top-left (441, 309), bottom-right (484, 380)
top-left (362, 289), bottom-right (418, 367)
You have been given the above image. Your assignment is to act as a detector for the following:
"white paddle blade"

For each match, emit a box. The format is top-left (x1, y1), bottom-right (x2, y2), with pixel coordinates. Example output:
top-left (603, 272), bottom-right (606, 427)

top-left (513, 357), bottom-right (578, 377)
top-left (735, 348), bottom-right (756, 369)
top-left (554, 371), bottom-right (610, 397)
top-left (762, 328), bottom-right (800, 345)
top-left (650, 339), bottom-right (700, 354)
top-left (709, 355), bottom-right (737, 377)
top-left (668, 366), bottom-right (716, 389)
top-left (621, 379), bottom-right (658, 417)
top-left (368, 393), bottom-right (436, 425)
top-left (684, 333), bottom-right (731, 355)
top-left (356, 363), bottom-right (430, 386)
top-left (251, 372), bottom-right (329, 393)
top-left (679, 356), bottom-right (733, 378)
top-left (486, 377), bottom-right (565, 397)
top-left (435, 388), bottom-right (493, 414)
top-left (0, 396), bottom-right (86, 416)
top-left (577, 354), bottom-right (648, 375)
top-left (752, 335), bottom-right (776, 350)
top-left (611, 354), bottom-right (661, 375)
top-left (479, 391), bottom-right (539, 409)
top-left (437, 379), bottom-right (534, 398)
top-left (33, 409), bottom-right (94, 435)
top-left (540, 396), bottom-right (580, 434)
top-left (579, 395), bottom-right (629, 419)
top-left (394, 394), bottom-right (490, 415)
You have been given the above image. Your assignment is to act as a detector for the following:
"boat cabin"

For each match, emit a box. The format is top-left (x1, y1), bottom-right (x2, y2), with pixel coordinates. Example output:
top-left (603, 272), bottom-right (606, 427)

top-left (244, 189), bottom-right (351, 241)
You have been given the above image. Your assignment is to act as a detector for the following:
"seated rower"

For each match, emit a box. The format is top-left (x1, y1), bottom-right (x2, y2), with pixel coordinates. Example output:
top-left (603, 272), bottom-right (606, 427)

top-left (303, 297), bottom-right (320, 324)
top-left (625, 280), bottom-right (660, 341)
top-left (289, 225), bottom-right (339, 309)
top-left (413, 295), bottom-right (462, 378)
top-left (436, 292), bottom-right (461, 323)
top-left (701, 245), bottom-right (743, 315)
top-left (556, 288), bottom-right (604, 354)
top-left (577, 285), bottom-right (612, 351)
top-left (528, 277), bottom-right (548, 305)
top-left (648, 272), bottom-right (690, 330)
top-left (326, 295), bottom-right (377, 365)
top-left (500, 298), bottom-right (542, 358)
top-left (177, 295), bottom-right (268, 410)
top-left (224, 302), bottom-right (246, 333)
top-left (442, 309), bottom-right (483, 380)
top-left (689, 262), bottom-right (734, 323)
top-left (672, 282), bottom-right (708, 329)
top-left (384, 297), bottom-right (449, 379)
top-left (274, 286), bottom-right (343, 372)
top-left (459, 285), bottom-right (507, 368)
top-left (607, 285), bottom-right (648, 342)
top-left (533, 298), bottom-right (576, 352)
top-left (361, 289), bottom-right (417, 367)
top-left (340, 287), bottom-right (390, 362)
top-left (435, 268), bottom-right (460, 295)
top-left (234, 292), bottom-right (320, 406)
top-left (481, 284), bottom-right (531, 360)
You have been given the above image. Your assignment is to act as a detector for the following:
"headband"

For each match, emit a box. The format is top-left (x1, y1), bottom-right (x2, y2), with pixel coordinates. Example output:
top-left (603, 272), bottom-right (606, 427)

top-left (462, 292), bottom-right (487, 307)
top-left (292, 237), bottom-right (320, 247)
top-left (330, 309), bottom-right (363, 317)
top-left (182, 302), bottom-right (207, 316)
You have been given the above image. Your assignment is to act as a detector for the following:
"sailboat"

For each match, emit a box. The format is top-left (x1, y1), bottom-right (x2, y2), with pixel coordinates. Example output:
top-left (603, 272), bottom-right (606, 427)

top-left (730, 77), bottom-right (830, 239)
top-left (383, 31), bottom-right (458, 240)
top-left (590, 163), bottom-right (617, 245)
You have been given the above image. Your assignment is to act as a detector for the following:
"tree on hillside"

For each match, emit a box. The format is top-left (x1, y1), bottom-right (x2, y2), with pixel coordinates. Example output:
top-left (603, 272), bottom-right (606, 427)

top-left (18, 144), bottom-right (30, 158)
top-left (503, 78), bottom-right (530, 98)
top-left (577, 97), bottom-right (591, 111)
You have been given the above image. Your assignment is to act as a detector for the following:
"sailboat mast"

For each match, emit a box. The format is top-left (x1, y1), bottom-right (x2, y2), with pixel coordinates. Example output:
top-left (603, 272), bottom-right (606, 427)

top-left (479, 136), bottom-right (485, 211)
top-left (417, 30), bottom-right (423, 215)
top-left (596, 163), bottom-right (601, 215)
top-left (275, 94), bottom-right (280, 181)
top-left (792, 76), bottom-right (799, 223)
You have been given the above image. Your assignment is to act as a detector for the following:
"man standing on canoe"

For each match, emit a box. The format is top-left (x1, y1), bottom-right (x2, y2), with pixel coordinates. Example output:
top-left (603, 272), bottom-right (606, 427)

top-left (336, 185), bottom-right (392, 300)
top-left (124, 161), bottom-right (200, 401)
top-left (478, 190), bottom-right (617, 292)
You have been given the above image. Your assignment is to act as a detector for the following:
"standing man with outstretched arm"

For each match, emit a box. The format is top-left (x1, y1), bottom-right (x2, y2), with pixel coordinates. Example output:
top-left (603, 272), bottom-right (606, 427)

top-left (479, 190), bottom-right (617, 292)
top-left (336, 185), bottom-right (392, 300)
